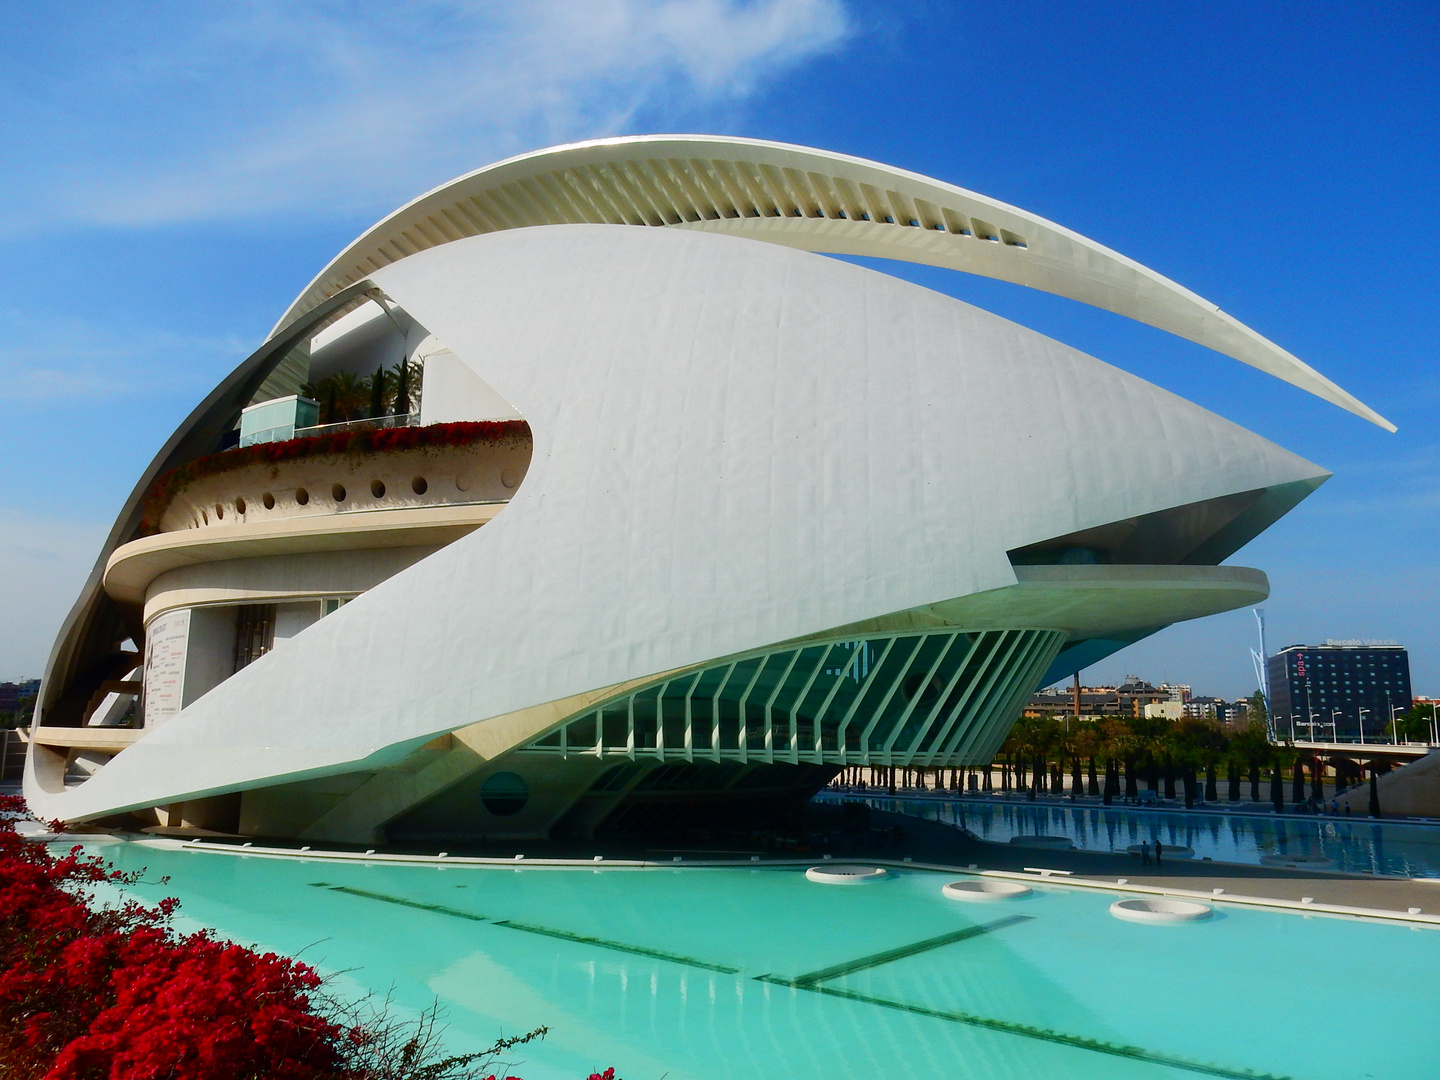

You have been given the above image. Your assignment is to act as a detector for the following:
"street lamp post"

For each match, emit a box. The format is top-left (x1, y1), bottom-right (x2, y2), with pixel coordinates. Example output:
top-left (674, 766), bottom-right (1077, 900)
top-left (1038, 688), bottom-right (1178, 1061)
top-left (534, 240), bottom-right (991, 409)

top-left (1391, 705), bottom-right (1406, 745)
top-left (1331, 710), bottom-right (1342, 742)
top-left (1358, 707), bottom-right (1369, 745)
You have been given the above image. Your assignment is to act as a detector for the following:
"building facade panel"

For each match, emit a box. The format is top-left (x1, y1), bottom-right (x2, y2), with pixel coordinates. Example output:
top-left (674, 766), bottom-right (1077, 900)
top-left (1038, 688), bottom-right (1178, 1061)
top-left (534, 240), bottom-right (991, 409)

top-left (1267, 644), bottom-right (1412, 740)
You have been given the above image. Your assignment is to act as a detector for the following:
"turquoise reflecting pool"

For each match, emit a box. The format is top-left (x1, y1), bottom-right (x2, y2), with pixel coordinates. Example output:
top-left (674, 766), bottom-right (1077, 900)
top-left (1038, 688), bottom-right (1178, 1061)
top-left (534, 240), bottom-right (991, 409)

top-left (841, 795), bottom-right (1440, 877)
top-left (77, 838), bottom-right (1440, 1080)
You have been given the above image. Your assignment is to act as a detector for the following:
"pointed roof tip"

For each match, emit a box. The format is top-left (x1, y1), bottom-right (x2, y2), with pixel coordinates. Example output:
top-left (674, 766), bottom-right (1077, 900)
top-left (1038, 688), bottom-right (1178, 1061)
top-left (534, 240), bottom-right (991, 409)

top-left (1359, 406), bottom-right (1398, 434)
top-left (273, 135), bottom-right (1395, 431)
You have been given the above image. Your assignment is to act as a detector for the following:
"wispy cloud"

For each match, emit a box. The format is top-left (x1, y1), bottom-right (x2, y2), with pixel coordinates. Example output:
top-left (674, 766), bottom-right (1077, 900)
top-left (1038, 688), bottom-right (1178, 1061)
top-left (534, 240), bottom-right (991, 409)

top-left (0, 310), bottom-right (247, 402)
top-left (1, 0), bottom-right (853, 233)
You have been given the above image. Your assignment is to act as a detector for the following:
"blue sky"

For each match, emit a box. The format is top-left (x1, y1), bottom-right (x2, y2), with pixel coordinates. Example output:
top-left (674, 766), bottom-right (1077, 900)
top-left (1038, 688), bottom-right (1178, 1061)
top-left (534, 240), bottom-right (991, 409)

top-left (0, 1), bottom-right (1434, 696)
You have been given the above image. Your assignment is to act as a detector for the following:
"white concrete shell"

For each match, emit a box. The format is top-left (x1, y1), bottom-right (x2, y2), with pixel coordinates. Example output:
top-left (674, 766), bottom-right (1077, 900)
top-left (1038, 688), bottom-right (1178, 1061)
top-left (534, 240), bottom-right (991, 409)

top-left (277, 135), bottom-right (1391, 430)
top-left (26, 137), bottom-right (1361, 841)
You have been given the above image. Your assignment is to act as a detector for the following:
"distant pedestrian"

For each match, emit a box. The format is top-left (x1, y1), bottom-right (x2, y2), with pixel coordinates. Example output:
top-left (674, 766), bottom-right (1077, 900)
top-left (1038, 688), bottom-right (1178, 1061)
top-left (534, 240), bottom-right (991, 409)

top-left (1141, 841), bottom-right (1151, 866)
top-left (1154, 842), bottom-right (1162, 865)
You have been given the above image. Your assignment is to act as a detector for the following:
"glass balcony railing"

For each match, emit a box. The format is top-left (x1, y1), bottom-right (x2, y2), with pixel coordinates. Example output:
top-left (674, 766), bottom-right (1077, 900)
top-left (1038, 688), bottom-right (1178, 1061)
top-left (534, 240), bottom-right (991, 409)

top-left (293, 412), bottom-right (420, 439)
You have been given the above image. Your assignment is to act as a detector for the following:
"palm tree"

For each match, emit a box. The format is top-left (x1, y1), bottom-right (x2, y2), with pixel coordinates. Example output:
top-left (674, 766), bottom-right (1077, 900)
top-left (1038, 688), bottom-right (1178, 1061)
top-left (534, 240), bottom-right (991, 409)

top-left (307, 370), bottom-right (370, 422)
top-left (1072, 724), bottom-right (1102, 798)
top-left (1099, 717), bottom-right (1135, 802)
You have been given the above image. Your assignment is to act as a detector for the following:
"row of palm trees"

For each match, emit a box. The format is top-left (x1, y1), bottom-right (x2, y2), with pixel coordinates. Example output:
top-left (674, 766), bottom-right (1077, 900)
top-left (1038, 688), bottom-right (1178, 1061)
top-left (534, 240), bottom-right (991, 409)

top-left (997, 714), bottom-right (1299, 809)
top-left (837, 714), bottom-right (1379, 811)
top-left (303, 359), bottom-right (422, 426)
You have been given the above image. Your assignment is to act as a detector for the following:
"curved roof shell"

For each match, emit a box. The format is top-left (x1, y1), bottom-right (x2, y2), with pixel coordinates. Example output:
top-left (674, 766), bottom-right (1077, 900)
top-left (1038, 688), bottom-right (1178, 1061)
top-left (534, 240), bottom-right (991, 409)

top-left (29, 225), bottom-right (1326, 821)
top-left (276, 134), bottom-right (1391, 430)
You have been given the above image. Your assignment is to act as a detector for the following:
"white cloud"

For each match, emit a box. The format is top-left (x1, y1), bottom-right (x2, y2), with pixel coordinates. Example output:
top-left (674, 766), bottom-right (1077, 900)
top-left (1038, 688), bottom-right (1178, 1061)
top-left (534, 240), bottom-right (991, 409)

top-left (0, 512), bottom-right (108, 681)
top-left (2, 0), bottom-right (853, 232)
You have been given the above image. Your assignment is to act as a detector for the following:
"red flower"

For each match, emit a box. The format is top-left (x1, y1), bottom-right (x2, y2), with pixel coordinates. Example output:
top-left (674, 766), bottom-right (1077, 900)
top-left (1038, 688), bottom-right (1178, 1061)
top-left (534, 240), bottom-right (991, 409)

top-left (0, 795), bottom-right (617, 1079)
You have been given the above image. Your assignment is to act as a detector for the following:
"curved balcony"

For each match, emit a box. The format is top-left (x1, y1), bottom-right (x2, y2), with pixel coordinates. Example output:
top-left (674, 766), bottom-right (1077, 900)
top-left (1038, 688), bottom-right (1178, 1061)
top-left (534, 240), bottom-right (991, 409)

top-left (143, 420), bottom-right (530, 534)
top-left (104, 422), bottom-right (531, 610)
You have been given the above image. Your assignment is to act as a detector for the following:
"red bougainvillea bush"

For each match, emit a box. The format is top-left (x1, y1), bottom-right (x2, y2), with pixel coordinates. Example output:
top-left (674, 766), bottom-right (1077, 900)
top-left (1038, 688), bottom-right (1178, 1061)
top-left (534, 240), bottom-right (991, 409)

top-left (0, 796), bottom-right (616, 1080)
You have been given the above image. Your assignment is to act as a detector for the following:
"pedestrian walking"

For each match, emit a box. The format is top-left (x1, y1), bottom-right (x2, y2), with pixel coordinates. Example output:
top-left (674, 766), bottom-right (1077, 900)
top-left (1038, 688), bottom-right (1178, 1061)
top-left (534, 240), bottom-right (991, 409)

top-left (1141, 841), bottom-right (1151, 866)
top-left (1154, 841), bottom-right (1162, 865)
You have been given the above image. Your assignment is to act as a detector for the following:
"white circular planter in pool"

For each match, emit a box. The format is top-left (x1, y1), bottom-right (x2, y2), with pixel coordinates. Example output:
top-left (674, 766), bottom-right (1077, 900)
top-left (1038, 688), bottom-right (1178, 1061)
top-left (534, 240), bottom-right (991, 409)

top-left (1259, 854), bottom-right (1337, 870)
top-left (1125, 843), bottom-right (1196, 859)
top-left (1007, 835), bottom-right (1074, 850)
top-left (805, 864), bottom-right (888, 884)
top-left (1110, 897), bottom-right (1213, 924)
top-left (942, 880), bottom-right (1032, 902)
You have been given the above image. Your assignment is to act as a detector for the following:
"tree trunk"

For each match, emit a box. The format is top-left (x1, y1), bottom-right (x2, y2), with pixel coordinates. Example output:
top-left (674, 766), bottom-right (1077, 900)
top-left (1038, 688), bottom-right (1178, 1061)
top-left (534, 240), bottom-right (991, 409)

top-left (1369, 768), bottom-right (1381, 817)
top-left (1071, 757), bottom-right (1083, 797)
top-left (1272, 765), bottom-right (1284, 813)
top-left (1310, 757), bottom-right (1324, 801)
top-left (1183, 766), bottom-right (1195, 809)
top-left (1227, 761), bottom-right (1240, 801)
top-left (1205, 763), bottom-right (1218, 803)
top-left (1124, 757), bottom-right (1138, 799)
top-left (1249, 764), bottom-right (1261, 802)
top-left (1292, 755), bottom-right (1306, 805)
top-left (1163, 757), bottom-right (1177, 800)
top-left (1088, 757), bottom-right (1100, 798)
top-left (369, 365), bottom-right (387, 418)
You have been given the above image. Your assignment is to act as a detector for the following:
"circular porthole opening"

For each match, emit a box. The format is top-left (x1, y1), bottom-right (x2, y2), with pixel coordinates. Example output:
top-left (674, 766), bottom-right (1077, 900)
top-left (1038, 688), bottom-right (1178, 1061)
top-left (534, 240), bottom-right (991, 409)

top-left (214, 503), bottom-right (224, 520)
top-left (295, 488), bottom-right (309, 506)
top-left (500, 466), bottom-right (522, 489)
top-left (234, 497), bottom-right (246, 515)
top-left (411, 476), bottom-right (428, 495)
top-left (371, 479), bottom-right (386, 499)
top-left (481, 771), bottom-right (528, 817)
top-left (332, 483), bottom-right (347, 503)
top-left (263, 492), bottom-right (275, 510)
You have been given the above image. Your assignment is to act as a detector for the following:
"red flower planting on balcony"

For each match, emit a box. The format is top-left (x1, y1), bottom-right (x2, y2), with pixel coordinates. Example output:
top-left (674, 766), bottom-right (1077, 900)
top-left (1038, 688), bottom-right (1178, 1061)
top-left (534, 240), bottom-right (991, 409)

top-left (0, 797), bottom-right (616, 1080)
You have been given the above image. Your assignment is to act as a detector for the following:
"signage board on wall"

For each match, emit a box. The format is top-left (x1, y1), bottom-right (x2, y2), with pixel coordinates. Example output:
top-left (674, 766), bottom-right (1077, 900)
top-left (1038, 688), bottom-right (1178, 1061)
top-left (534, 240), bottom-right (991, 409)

top-left (143, 609), bottom-right (191, 727)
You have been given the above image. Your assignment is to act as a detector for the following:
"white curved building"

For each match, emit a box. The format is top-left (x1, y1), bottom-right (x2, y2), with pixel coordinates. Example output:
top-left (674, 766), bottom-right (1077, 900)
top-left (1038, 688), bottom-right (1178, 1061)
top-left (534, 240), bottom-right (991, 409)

top-left (25, 136), bottom-right (1387, 844)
